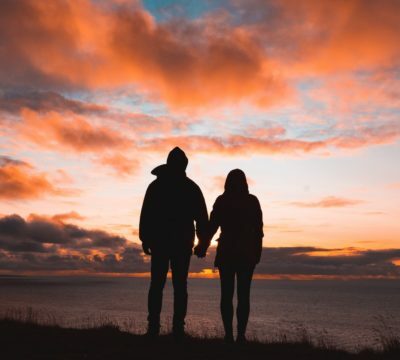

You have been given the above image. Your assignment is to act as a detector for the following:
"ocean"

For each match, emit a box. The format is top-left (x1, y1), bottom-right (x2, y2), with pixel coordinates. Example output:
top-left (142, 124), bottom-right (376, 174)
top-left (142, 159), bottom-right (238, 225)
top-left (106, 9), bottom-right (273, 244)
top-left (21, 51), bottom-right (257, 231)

top-left (1, 276), bottom-right (399, 350)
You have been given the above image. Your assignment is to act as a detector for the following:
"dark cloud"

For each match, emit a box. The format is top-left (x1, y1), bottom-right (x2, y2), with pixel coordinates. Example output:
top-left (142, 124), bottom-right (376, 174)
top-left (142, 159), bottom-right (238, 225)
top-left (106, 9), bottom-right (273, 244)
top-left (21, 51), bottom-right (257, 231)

top-left (185, 246), bottom-right (400, 278)
top-left (0, 213), bottom-right (399, 277)
top-left (255, 247), bottom-right (400, 277)
top-left (0, 156), bottom-right (29, 167)
top-left (0, 214), bottom-right (128, 249)
top-left (0, 214), bottom-right (147, 273)
top-left (0, 90), bottom-right (107, 115)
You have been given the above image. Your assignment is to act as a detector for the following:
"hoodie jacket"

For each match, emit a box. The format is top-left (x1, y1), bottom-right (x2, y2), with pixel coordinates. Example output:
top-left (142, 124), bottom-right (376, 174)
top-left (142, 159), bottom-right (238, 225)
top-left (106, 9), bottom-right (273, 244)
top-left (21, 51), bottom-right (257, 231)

top-left (139, 149), bottom-right (209, 254)
top-left (209, 193), bottom-right (263, 267)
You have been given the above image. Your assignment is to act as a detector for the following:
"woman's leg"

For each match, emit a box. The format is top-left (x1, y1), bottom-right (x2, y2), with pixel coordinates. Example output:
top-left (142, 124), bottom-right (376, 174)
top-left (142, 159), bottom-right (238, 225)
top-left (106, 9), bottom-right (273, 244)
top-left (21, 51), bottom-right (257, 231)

top-left (219, 266), bottom-right (235, 342)
top-left (236, 266), bottom-right (255, 341)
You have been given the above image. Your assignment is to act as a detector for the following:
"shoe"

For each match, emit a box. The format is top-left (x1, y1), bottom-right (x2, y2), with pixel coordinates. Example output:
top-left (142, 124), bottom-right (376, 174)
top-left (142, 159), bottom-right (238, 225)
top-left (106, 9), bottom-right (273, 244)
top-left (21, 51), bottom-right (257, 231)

top-left (173, 328), bottom-right (186, 343)
top-left (223, 334), bottom-right (234, 344)
top-left (236, 334), bottom-right (246, 344)
top-left (145, 325), bottom-right (160, 340)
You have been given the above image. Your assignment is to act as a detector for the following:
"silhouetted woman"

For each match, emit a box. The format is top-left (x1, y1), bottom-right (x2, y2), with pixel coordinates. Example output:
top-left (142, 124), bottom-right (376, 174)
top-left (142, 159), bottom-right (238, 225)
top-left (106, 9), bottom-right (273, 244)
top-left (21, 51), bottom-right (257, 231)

top-left (209, 169), bottom-right (263, 343)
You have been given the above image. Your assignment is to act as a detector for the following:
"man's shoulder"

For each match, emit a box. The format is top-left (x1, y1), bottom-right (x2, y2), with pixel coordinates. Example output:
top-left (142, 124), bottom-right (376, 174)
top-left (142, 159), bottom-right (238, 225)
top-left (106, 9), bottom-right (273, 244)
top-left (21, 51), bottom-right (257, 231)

top-left (146, 178), bottom-right (161, 192)
top-left (185, 176), bottom-right (200, 188)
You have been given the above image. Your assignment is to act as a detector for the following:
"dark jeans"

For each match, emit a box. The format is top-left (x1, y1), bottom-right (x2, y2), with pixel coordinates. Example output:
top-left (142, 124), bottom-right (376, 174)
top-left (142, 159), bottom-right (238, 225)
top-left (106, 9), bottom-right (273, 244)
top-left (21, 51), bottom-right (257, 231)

top-left (147, 251), bottom-right (191, 332)
top-left (218, 265), bottom-right (255, 337)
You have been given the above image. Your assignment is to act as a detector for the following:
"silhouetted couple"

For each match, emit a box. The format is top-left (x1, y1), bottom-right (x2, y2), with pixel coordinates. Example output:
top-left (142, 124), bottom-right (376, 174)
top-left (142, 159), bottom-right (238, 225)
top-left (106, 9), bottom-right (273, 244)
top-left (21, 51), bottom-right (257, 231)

top-left (139, 147), bottom-right (263, 343)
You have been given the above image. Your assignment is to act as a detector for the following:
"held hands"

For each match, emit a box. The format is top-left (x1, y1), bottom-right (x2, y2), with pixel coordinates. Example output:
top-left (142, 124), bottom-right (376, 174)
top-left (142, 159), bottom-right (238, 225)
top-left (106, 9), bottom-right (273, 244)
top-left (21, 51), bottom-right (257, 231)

top-left (194, 244), bottom-right (207, 258)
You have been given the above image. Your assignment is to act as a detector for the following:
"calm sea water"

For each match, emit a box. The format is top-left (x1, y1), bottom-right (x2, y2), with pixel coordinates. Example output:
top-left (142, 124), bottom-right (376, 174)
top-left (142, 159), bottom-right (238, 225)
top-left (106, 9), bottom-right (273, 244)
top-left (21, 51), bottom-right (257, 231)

top-left (1, 276), bottom-right (399, 350)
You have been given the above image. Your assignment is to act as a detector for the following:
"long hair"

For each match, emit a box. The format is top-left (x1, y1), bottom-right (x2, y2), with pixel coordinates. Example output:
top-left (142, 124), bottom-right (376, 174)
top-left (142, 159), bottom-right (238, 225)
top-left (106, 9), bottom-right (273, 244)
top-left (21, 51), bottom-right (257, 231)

top-left (224, 169), bottom-right (249, 196)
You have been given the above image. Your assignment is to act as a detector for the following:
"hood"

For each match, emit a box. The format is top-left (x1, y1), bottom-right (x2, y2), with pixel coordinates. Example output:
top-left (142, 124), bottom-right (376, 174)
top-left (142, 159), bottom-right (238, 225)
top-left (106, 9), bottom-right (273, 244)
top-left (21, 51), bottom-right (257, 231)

top-left (151, 147), bottom-right (188, 178)
top-left (224, 169), bottom-right (249, 196)
top-left (166, 147), bottom-right (188, 171)
top-left (151, 164), bottom-right (168, 177)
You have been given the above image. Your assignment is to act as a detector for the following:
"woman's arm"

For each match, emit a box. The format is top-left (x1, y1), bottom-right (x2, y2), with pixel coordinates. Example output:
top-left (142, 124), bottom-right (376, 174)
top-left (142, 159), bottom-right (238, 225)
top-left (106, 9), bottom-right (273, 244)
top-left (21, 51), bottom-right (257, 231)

top-left (208, 197), bottom-right (222, 241)
top-left (252, 196), bottom-right (264, 263)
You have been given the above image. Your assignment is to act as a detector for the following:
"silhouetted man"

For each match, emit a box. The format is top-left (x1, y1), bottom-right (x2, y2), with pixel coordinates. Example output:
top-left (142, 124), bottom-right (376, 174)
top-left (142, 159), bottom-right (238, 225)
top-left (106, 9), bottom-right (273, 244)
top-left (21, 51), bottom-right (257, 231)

top-left (139, 147), bottom-right (209, 339)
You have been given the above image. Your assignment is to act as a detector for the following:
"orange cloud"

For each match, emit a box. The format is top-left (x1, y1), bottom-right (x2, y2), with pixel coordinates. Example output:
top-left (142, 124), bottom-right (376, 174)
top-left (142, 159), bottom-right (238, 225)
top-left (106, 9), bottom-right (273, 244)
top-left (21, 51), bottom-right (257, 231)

top-left (109, 8), bottom-right (291, 108)
top-left (0, 156), bottom-right (63, 200)
top-left (1, 0), bottom-right (399, 110)
top-left (0, 0), bottom-right (290, 109)
top-left (14, 108), bottom-right (140, 175)
top-left (271, 0), bottom-right (400, 74)
top-left (98, 153), bottom-right (139, 176)
top-left (51, 211), bottom-right (86, 223)
top-left (295, 248), bottom-right (362, 257)
top-left (392, 259), bottom-right (400, 266)
top-left (290, 196), bottom-right (363, 208)
top-left (19, 109), bottom-right (132, 152)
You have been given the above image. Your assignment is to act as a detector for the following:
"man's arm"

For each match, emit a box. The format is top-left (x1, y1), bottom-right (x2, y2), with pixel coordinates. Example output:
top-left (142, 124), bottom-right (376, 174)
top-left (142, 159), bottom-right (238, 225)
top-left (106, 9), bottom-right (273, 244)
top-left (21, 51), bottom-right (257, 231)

top-left (139, 184), bottom-right (154, 255)
top-left (193, 185), bottom-right (210, 255)
top-left (208, 197), bottom-right (221, 241)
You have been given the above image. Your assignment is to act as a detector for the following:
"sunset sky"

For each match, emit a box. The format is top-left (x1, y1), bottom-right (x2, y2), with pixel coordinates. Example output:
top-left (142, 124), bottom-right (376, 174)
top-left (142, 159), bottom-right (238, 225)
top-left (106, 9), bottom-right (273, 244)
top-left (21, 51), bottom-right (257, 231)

top-left (0, 0), bottom-right (399, 278)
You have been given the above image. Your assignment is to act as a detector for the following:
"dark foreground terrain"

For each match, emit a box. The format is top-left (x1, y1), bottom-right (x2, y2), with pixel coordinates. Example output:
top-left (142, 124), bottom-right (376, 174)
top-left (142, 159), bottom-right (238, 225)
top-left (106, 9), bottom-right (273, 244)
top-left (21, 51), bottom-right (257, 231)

top-left (1, 319), bottom-right (399, 360)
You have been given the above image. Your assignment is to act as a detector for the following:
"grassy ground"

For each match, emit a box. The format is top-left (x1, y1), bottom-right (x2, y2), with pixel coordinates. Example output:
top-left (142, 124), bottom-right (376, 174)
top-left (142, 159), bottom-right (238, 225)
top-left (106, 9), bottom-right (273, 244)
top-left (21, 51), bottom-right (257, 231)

top-left (1, 318), bottom-right (399, 360)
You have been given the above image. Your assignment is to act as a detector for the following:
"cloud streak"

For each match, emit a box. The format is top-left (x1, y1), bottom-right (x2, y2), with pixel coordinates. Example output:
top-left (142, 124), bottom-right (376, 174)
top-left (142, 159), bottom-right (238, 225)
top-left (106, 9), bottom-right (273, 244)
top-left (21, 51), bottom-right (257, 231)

top-left (290, 196), bottom-right (364, 208)
top-left (0, 90), bottom-right (107, 115)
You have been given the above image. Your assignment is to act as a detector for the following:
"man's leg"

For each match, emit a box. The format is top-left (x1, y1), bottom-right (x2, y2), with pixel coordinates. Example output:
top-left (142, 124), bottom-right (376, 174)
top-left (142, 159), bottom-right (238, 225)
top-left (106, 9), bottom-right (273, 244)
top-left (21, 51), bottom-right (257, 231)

top-left (147, 251), bottom-right (169, 336)
top-left (170, 252), bottom-right (191, 337)
top-left (218, 266), bottom-right (235, 342)
top-left (236, 265), bottom-right (255, 341)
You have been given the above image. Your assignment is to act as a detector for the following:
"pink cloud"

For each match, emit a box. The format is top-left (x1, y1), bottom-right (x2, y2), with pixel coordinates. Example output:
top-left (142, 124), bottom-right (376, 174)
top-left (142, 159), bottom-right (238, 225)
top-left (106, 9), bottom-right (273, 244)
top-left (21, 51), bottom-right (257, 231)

top-left (98, 153), bottom-right (139, 176)
top-left (290, 196), bottom-right (364, 208)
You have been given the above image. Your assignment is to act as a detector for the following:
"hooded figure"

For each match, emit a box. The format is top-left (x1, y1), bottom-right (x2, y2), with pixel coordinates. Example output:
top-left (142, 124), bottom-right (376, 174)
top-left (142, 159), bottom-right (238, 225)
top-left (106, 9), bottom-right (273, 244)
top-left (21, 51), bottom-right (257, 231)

top-left (209, 169), bottom-right (263, 267)
top-left (208, 169), bottom-right (263, 343)
top-left (139, 147), bottom-right (209, 338)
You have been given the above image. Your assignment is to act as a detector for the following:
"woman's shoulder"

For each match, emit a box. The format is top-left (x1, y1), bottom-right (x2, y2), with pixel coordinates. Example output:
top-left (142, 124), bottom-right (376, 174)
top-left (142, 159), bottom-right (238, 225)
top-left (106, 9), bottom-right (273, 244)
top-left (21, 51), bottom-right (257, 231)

top-left (213, 194), bottom-right (225, 205)
top-left (248, 194), bottom-right (261, 207)
top-left (248, 193), bottom-right (260, 202)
